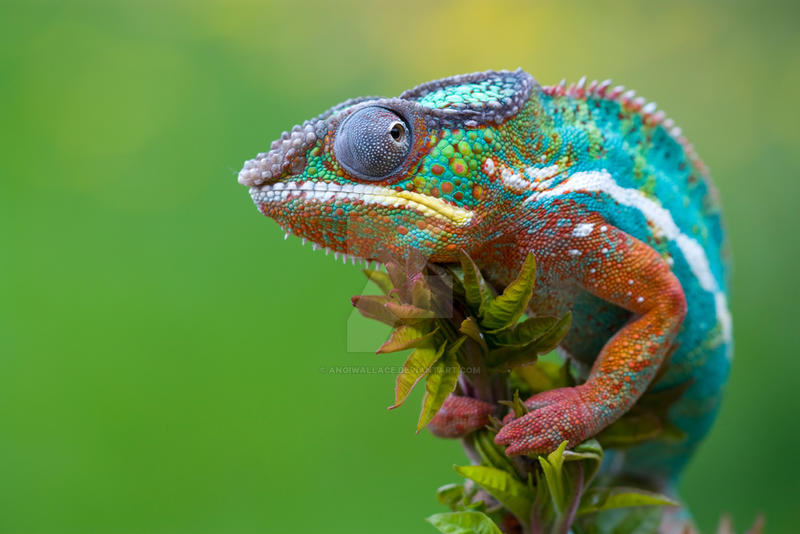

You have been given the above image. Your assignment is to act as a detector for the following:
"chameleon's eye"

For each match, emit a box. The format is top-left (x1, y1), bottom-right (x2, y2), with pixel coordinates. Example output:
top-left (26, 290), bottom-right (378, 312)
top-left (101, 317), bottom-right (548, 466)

top-left (334, 106), bottom-right (412, 180)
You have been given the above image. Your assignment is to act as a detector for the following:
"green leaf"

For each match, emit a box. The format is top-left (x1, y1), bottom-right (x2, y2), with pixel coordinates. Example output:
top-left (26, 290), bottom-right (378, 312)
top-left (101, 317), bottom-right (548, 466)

top-left (528, 311), bottom-right (572, 354)
top-left (486, 314), bottom-right (571, 372)
top-left (459, 317), bottom-right (489, 356)
top-left (563, 438), bottom-right (603, 461)
top-left (597, 381), bottom-right (691, 448)
top-left (635, 381), bottom-right (692, 412)
top-left (446, 335), bottom-right (467, 358)
top-left (537, 440), bottom-right (569, 514)
top-left (351, 295), bottom-right (400, 326)
top-left (491, 316), bottom-right (559, 347)
top-left (596, 413), bottom-right (662, 448)
top-left (554, 461), bottom-right (585, 534)
top-left (362, 268), bottom-right (394, 295)
top-left (498, 390), bottom-right (528, 419)
top-left (385, 301), bottom-right (436, 321)
top-left (563, 439), bottom-right (604, 486)
top-left (471, 430), bottom-right (517, 476)
top-left (487, 330), bottom-right (572, 371)
top-left (446, 266), bottom-right (467, 302)
top-left (577, 487), bottom-right (678, 515)
top-left (608, 507), bottom-right (663, 534)
top-left (481, 252), bottom-right (536, 331)
top-left (574, 505), bottom-right (663, 534)
top-left (390, 343), bottom-right (446, 410)
top-left (377, 325), bottom-right (437, 354)
top-left (458, 250), bottom-right (489, 314)
top-left (530, 470), bottom-right (555, 531)
top-left (412, 274), bottom-right (433, 309)
top-left (417, 346), bottom-right (460, 431)
top-left (486, 344), bottom-right (539, 371)
top-left (658, 420), bottom-right (688, 442)
top-left (511, 389), bottom-right (528, 418)
top-left (489, 314), bottom-right (571, 369)
top-left (514, 361), bottom-right (561, 393)
top-left (436, 483), bottom-right (465, 511)
top-left (426, 511), bottom-right (503, 534)
top-left (555, 358), bottom-right (576, 388)
top-left (453, 465), bottom-right (534, 526)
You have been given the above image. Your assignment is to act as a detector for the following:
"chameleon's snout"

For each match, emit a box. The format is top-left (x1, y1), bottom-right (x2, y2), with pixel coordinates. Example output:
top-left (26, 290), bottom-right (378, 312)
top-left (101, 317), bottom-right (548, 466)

top-left (237, 119), bottom-right (325, 187)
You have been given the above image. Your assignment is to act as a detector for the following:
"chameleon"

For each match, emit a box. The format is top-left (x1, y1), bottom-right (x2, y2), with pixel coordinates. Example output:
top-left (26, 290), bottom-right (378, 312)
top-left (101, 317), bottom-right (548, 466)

top-left (237, 70), bottom-right (731, 505)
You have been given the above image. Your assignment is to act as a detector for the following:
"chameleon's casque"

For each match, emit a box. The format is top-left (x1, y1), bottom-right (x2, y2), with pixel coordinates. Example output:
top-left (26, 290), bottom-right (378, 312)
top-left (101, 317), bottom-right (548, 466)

top-left (238, 70), bottom-right (731, 495)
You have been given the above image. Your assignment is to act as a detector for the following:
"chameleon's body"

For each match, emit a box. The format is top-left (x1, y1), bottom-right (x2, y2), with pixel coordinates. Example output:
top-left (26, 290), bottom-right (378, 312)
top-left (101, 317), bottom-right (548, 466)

top-left (239, 71), bottom-right (731, 494)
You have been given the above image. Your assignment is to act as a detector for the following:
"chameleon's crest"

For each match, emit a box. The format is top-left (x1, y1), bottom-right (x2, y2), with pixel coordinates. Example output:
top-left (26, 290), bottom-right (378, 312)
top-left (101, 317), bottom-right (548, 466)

top-left (401, 68), bottom-right (537, 127)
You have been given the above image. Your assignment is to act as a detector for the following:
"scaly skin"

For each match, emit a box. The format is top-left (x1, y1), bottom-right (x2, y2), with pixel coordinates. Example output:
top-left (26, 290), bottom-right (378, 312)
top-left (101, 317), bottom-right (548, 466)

top-left (238, 70), bottom-right (731, 487)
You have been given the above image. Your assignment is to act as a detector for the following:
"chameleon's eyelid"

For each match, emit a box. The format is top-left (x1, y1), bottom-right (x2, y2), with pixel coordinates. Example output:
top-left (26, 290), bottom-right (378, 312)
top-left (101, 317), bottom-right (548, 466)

top-left (327, 97), bottom-right (482, 130)
top-left (399, 68), bottom-right (538, 127)
top-left (333, 106), bottom-right (413, 182)
top-left (316, 95), bottom-right (382, 121)
top-left (325, 68), bottom-right (537, 131)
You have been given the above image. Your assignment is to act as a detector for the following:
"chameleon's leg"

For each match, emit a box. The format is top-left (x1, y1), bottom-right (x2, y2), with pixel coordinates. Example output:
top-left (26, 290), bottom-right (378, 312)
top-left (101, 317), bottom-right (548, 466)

top-left (495, 223), bottom-right (687, 456)
top-left (427, 395), bottom-right (495, 438)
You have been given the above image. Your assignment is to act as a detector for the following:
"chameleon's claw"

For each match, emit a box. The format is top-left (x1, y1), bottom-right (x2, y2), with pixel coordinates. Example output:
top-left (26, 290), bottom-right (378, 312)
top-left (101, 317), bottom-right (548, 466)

top-left (427, 395), bottom-right (495, 438)
top-left (495, 387), bottom-right (594, 456)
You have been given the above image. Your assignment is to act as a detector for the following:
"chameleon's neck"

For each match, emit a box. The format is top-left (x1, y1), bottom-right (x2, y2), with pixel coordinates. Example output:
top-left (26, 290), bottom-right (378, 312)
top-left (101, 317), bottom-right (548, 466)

top-left (468, 89), bottom-right (601, 286)
top-left (465, 92), bottom-right (559, 287)
top-left (470, 204), bottom-right (545, 290)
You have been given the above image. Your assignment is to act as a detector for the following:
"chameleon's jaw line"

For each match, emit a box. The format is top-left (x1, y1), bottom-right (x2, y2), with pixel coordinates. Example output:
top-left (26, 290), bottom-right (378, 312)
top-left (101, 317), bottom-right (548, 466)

top-left (249, 181), bottom-right (474, 227)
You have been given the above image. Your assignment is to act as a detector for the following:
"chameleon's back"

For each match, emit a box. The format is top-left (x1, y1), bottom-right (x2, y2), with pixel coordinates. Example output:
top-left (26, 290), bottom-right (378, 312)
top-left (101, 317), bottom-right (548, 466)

top-left (535, 83), bottom-right (732, 484)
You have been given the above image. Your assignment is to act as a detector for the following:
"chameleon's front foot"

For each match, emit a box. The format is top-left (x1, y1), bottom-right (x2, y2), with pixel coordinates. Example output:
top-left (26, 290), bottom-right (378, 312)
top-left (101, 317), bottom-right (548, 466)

top-left (494, 386), bottom-right (595, 456)
top-left (427, 395), bottom-right (495, 438)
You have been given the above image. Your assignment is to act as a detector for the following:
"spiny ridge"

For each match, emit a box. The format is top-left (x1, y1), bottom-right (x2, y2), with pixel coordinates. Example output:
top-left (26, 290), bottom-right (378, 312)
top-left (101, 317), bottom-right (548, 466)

top-left (542, 77), bottom-right (708, 176)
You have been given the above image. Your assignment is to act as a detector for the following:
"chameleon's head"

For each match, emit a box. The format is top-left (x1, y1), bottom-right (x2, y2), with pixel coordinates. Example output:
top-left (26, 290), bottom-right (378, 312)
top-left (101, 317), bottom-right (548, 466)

top-left (238, 69), bottom-right (538, 263)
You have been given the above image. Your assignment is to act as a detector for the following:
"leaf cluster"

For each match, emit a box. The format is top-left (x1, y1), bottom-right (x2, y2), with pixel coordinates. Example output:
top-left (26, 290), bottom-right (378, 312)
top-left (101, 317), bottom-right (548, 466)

top-left (430, 439), bottom-right (677, 534)
top-left (350, 251), bottom-right (704, 534)
top-left (352, 251), bottom-right (461, 431)
top-left (352, 251), bottom-right (569, 431)
top-left (447, 252), bottom-right (571, 372)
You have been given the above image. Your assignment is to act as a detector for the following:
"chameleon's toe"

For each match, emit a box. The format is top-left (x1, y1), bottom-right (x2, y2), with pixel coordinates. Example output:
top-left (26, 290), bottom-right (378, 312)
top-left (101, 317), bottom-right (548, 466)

top-left (427, 395), bottom-right (495, 438)
top-left (495, 387), bottom-right (594, 456)
top-left (501, 388), bottom-right (570, 424)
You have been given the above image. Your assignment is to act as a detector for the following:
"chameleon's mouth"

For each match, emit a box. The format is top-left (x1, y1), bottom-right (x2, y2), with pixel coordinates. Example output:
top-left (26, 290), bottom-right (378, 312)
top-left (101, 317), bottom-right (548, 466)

top-left (249, 181), bottom-right (474, 227)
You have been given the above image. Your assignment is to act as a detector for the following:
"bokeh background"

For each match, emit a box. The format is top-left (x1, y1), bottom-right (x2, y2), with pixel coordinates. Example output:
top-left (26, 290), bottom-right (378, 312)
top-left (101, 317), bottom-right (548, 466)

top-left (2, 1), bottom-right (798, 532)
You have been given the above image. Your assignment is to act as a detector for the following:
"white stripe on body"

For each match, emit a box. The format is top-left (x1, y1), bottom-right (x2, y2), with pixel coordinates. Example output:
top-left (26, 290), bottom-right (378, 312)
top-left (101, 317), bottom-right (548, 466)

top-left (528, 170), bottom-right (732, 355)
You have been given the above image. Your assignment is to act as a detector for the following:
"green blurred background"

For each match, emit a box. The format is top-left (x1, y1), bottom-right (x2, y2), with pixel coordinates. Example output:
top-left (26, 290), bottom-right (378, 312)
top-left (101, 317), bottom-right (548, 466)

top-left (2, 1), bottom-right (798, 532)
